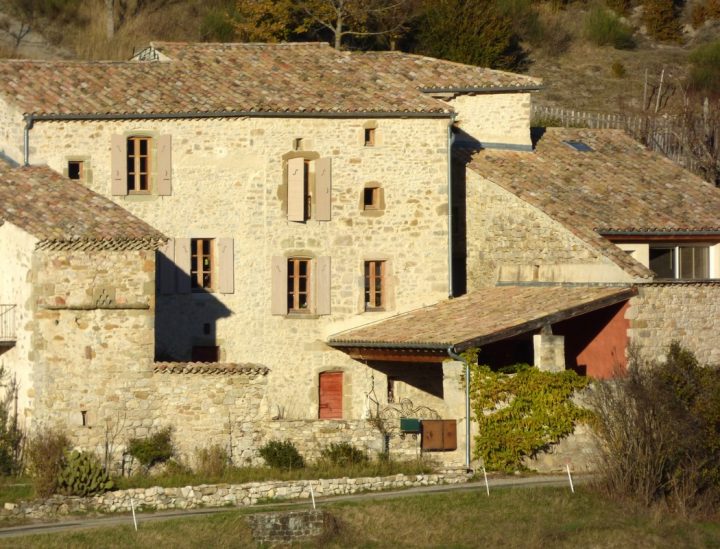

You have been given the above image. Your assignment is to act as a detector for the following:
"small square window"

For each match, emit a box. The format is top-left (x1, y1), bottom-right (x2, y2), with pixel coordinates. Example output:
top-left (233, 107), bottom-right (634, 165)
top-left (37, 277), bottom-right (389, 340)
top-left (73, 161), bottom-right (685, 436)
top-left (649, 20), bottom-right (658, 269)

top-left (364, 128), bottom-right (375, 147)
top-left (363, 187), bottom-right (380, 210)
top-left (68, 161), bottom-right (83, 180)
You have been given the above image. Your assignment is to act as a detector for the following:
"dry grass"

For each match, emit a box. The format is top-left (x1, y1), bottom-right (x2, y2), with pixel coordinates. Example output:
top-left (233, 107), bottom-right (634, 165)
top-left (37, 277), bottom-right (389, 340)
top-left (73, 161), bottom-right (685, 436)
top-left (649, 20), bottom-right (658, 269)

top-left (5, 487), bottom-right (720, 548)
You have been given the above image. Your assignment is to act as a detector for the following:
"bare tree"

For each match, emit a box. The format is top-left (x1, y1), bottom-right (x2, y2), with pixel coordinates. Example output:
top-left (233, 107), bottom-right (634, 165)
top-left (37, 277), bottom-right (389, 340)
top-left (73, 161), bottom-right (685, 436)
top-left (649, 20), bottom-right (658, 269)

top-left (679, 95), bottom-right (720, 186)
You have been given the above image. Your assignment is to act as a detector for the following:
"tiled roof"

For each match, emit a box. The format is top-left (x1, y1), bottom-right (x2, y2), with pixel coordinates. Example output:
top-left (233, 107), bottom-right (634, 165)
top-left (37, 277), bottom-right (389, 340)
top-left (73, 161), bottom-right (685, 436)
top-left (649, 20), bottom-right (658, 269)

top-left (0, 164), bottom-right (165, 249)
top-left (153, 362), bottom-right (269, 376)
top-left (0, 42), bottom-right (537, 117)
top-left (467, 128), bottom-right (720, 279)
top-left (328, 285), bottom-right (636, 350)
top-left (350, 51), bottom-right (541, 91)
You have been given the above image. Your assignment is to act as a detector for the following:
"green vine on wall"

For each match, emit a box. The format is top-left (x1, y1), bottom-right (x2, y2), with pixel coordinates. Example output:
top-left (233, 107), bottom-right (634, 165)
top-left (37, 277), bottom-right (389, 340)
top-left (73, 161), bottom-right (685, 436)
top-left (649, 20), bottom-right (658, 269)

top-left (464, 350), bottom-right (591, 473)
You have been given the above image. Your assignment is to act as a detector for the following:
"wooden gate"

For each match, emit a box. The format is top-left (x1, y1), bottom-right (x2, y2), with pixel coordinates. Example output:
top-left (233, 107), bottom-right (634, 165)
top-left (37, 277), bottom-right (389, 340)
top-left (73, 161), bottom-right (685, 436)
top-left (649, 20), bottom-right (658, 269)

top-left (318, 372), bottom-right (343, 419)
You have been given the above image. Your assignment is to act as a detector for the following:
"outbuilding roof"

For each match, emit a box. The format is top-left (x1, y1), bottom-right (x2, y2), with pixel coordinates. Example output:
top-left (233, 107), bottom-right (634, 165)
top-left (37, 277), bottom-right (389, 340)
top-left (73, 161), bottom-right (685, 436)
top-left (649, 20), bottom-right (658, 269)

top-left (0, 164), bottom-right (165, 250)
top-left (468, 128), bottom-right (720, 279)
top-left (328, 285), bottom-right (636, 352)
top-left (0, 41), bottom-right (539, 117)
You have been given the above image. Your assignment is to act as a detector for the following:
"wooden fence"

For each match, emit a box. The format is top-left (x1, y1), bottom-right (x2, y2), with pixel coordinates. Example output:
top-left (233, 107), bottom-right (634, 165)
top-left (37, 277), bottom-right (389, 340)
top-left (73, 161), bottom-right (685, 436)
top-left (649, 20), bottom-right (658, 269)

top-left (532, 105), bottom-right (702, 175)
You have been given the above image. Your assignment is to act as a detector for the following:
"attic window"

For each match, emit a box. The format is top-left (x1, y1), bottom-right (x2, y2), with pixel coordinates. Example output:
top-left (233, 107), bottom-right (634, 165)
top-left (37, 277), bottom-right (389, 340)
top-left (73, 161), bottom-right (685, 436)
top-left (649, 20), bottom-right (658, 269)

top-left (68, 161), bottom-right (83, 180)
top-left (563, 140), bottom-right (593, 152)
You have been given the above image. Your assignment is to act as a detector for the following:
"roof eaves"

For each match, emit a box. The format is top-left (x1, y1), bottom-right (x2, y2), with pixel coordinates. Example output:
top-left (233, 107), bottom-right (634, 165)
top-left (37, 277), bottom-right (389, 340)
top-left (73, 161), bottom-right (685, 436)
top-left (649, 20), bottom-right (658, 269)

top-left (422, 85), bottom-right (543, 94)
top-left (27, 109), bottom-right (453, 120)
top-left (327, 339), bottom-right (450, 350)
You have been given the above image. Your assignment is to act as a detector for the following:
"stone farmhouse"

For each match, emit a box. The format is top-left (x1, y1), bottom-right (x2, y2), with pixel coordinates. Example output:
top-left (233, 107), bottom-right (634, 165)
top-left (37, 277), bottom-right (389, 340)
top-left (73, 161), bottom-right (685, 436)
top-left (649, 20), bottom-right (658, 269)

top-left (0, 42), bottom-right (719, 468)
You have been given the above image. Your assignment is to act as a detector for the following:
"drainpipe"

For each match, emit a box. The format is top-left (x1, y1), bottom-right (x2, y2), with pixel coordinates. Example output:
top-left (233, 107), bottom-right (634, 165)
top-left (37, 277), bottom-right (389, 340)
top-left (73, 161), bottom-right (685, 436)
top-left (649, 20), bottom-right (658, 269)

top-left (23, 114), bottom-right (34, 166)
top-left (448, 345), bottom-right (471, 471)
top-left (447, 114), bottom-right (457, 298)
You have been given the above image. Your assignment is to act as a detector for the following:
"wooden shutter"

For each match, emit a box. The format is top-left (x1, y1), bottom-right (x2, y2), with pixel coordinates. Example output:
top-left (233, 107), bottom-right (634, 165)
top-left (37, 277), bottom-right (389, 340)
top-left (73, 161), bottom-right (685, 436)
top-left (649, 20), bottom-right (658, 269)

top-left (158, 238), bottom-right (176, 295)
top-left (271, 256), bottom-right (288, 315)
top-left (175, 238), bottom-right (192, 294)
top-left (319, 372), bottom-right (343, 419)
top-left (315, 157), bottom-right (332, 221)
top-left (316, 256), bottom-right (331, 315)
top-left (287, 157), bottom-right (305, 222)
top-left (217, 238), bottom-right (234, 294)
top-left (157, 134), bottom-right (172, 196)
top-left (110, 135), bottom-right (127, 196)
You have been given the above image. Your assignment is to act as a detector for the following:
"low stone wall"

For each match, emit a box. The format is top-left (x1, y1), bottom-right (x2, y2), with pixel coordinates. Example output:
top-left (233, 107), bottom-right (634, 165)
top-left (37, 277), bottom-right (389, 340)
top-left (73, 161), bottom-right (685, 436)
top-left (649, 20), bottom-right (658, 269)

top-left (2, 472), bottom-right (470, 520)
top-left (248, 510), bottom-right (334, 544)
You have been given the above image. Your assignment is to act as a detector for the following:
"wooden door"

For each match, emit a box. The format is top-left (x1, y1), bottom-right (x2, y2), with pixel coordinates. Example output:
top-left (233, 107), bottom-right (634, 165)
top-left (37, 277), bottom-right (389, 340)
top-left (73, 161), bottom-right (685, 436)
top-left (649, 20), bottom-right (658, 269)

top-left (319, 372), bottom-right (343, 419)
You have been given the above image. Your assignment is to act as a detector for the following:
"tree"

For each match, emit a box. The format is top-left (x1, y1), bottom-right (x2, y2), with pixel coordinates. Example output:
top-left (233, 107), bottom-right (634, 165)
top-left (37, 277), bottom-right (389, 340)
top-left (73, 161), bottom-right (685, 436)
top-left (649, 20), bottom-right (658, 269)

top-left (411, 0), bottom-right (525, 70)
top-left (0, 0), bottom-right (84, 52)
top-left (679, 96), bottom-right (720, 186)
top-left (642, 0), bottom-right (682, 42)
top-left (233, 0), bottom-right (306, 42)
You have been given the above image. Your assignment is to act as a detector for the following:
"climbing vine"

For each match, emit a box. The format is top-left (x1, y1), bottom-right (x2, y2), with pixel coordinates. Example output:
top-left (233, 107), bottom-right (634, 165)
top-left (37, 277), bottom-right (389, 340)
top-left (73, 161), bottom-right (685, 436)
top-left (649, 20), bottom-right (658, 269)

top-left (464, 350), bottom-right (591, 473)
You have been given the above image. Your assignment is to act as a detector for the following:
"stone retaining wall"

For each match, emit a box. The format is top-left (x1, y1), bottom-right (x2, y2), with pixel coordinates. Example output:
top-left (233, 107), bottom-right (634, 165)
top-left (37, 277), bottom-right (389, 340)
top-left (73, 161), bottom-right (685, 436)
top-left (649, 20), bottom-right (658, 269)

top-left (248, 510), bottom-right (333, 544)
top-left (2, 472), bottom-right (470, 520)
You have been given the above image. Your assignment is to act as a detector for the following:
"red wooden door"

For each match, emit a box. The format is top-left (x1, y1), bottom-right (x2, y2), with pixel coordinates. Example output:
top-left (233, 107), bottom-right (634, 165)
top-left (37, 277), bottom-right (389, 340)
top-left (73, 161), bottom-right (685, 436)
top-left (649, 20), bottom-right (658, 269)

top-left (319, 372), bottom-right (343, 419)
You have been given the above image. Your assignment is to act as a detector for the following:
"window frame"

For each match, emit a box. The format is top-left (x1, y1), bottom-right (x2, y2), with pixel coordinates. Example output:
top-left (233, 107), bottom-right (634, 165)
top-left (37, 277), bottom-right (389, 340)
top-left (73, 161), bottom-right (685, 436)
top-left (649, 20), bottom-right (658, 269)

top-left (364, 127), bottom-right (376, 147)
top-left (67, 160), bottom-right (84, 181)
top-left (127, 135), bottom-right (152, 194)
top-left (649, 244), bottom-right (711, 280)
top-left (288, 257), bottom-right (312, 313)
top-left (364, 260), bottom-right (385, 311)
top-left (191, 238), bottom-right (215, 291)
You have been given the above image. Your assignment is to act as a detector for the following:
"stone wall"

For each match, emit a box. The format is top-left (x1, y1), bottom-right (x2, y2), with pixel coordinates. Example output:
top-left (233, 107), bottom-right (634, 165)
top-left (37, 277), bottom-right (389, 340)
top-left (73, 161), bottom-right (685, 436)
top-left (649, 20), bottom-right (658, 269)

top-left (464, 170), bottom-right (632, 290)
top-left (248, 510), bottom-right (332, 545)
top-left (25, 116), bottom-right (452, 422)
top-left (0, 98), bottom-right (24, 164)
top-left (448, 92), bottom-right (533, 150)
top-left (2, 472), bottom-right (470, 519)
top-left (627, 283), bottom-right (720, 365)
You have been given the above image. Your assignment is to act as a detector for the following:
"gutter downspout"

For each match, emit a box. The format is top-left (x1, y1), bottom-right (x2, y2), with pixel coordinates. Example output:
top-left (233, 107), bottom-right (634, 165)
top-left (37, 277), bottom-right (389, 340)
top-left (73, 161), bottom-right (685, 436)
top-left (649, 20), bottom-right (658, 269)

top-left (447, 113), bottom-right (457, 298)
top-left (448, 345), bottom-right (471, 470)
top-left (23, 114), bottom-right (34, 166)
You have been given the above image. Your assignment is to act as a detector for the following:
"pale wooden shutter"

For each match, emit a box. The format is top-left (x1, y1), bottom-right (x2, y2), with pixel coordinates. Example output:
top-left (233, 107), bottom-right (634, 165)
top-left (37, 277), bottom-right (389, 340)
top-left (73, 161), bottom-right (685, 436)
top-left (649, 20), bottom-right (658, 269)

top-left (158, 238), bottom-right (176, 295)
top-left (217, 238), bottom-right (234, 294)
top-left (175, 238), bottom-right (192, 294)
top-left (316, 256), bottom-right (331, 315)
top-left (157, 134), bottom-right (172, 196)
top-left (110, 135), bottom-right (127, 196)
top-left (287, 157), bottom-right (305, 222)
top-left (271, 256), bottom-right (288, 315)
top-left (315, 157), bottom-right (332, 221)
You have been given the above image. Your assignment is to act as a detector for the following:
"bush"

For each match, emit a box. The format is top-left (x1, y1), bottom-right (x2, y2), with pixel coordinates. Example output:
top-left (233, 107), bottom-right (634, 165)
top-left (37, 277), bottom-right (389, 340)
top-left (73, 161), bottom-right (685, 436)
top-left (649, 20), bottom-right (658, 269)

top-left (691, 0), bottom-right (720, 29)
top-left (26, 429), bottom-right (71, 497)
top-left (642, 0), bottom-right (682, 42)
top-left (688, 40), bottom-right (720, 96)
top-left (320, 442), bottom-right (369, 467)
top-left (590, 343), bottom-right (720, 516)
top-left (0, 368), bottom-right (23, 475)
top-left (200, 8), bottom-right (236, 42)
top-left (611, 61), bottom-right (627, 77)
top-left (584, 5), bottom-right (636, 49)
top-left (195, 444), bottom-right (230, 477)
top-left (127, 427), bottom-right (174, 470)
top-left (258, 440), bottom-right (304, 470)
top-left (57, 450), bottom-right (114, 496)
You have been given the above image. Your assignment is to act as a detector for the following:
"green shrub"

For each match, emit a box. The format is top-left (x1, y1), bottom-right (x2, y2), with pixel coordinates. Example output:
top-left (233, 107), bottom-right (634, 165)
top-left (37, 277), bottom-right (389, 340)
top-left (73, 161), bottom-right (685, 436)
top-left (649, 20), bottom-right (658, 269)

top-left (258, 440), bottom-right (304, 470)
top-left (320, 442), bottom-right (369, 467)
top-left (611, 61), bottom-right (627, 77)
top-left (689, 40), bottom-right (720, 96)
top-left (26, 429), bottom-right (71, 497)
top-left (584, 5), bottom-right (636, 49)
top-left (468, 352), bottom-right (591, 472)
top-left (127, 427), bottom-right (174, 470)
top-left (200, 8), bottom-right (236, 42)
top-left (195, 444), bottom-right (230, 477)
top-left (57, 450), bottom-right (114, 497)
top-left (642, 0), bottom-right (682, 42)
top-left (0, 368), bottom-right (23, 476)
top-left (591, 343), bottom-right (720, 516)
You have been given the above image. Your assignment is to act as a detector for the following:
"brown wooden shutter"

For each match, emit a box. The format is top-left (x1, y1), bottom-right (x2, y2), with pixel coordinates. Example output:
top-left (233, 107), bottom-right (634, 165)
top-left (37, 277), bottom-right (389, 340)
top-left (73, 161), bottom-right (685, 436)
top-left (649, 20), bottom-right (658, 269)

top-left (315, 157), bottom-right (332, 221)
top-left (157, 134), bottom-right (172, 196)
top-left (158, 238), bottom-right (176, 295)
top-left (319, 372), bottom-right (343, 419)
top-left (316, 256), bottom-right (331, 315)
top-left (175, 238), bottom-right (192, 294)
top-left (217, 238), bottom-right (234, 294)
top-left (287, 157), bottom-right (305, 222)
top-left (271, 256), bottom-right (288, 315)
top-left (110, 135), bottom-right (127, 196)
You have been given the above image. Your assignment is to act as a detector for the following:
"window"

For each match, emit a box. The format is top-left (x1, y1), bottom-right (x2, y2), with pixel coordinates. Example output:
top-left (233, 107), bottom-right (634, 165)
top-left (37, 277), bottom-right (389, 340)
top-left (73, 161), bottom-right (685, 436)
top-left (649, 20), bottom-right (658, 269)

top-left (364, 260), bottom-right (385, 310)
top-left (68, 160), bottom-right (84, 180)
top-left (563, 140), bottom-right (593, 152)
top-left (286, 156), bottom-right (332, 222)
top-left (127, 136), bottom-right (151, 192)
top-left (111, 133), bottom-right (172, 196)
top-left (287, 258), bottom-right (311, 312)
top-left (363, 187), bottom-right (379, 210)
top-left (271, 256), bottom-right (331, 316)
top-left (191, 238), bottom-right (214, 290)
top-left (649, 245), bottom-right (710, 279)
top-left (364, 127), bottom-right (375, 146)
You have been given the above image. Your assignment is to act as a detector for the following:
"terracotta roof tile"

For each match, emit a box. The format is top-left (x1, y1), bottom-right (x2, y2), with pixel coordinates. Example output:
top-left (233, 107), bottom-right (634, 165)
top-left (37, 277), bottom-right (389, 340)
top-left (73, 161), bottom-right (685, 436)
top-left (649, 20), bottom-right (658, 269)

top-left (153, 362), bottom-right (269, 375)
top-left (467, 128), bottom-right (720, 279)
top-left (329, 285), bottom-right (636, 350)
top-left (0, 42), bottom-right (537, 117)
top-left (0, 164), bottom-right (165, 248)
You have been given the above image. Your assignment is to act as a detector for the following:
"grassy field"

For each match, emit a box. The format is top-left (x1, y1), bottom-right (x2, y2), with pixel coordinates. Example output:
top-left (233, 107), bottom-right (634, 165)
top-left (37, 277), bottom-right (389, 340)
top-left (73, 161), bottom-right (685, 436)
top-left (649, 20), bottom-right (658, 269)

top-left (4, 486), bottom-right (719, 548)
